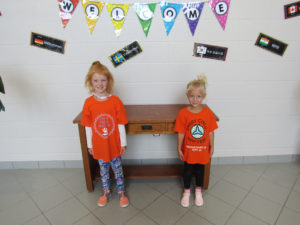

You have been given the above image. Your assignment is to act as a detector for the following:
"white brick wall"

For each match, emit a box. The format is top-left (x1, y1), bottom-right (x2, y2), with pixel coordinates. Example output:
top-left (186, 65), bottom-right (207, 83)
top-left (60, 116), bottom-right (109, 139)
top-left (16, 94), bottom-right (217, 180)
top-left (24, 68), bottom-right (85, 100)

top-left (0, 0), bottom-right (299, 161)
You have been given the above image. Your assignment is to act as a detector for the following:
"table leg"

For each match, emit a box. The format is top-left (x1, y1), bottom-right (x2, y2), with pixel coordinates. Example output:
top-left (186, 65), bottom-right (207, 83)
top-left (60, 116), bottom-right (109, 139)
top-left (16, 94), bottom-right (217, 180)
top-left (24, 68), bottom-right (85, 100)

top-left (78, 124), bottom-right (94, 192)
top-left (203, 160), bottom-right (211, 189)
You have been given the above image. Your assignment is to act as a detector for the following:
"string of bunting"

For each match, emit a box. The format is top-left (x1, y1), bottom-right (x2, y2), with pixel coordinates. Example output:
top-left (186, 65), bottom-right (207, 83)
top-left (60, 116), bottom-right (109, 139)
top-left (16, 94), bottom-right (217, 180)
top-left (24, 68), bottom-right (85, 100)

top-left (58, 0), bottom-right (231, 36)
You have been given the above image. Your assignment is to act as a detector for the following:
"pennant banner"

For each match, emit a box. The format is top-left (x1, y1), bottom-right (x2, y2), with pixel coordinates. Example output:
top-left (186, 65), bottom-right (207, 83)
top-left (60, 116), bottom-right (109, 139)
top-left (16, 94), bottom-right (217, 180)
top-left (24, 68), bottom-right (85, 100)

top-left (107, 3), bottom-right (130, 37)
top-left (133, 3), bottom-right (156, 37)
top-left (56, 1), bottom-right (231, 35)
top-left (81, 0), bottom-right (104, 34)
top-left (209, 0), bottom-right (230, 30)
top-left (160, 1), bottom-right (182, 35)
top-left (182, 2), bottom-right (204, 36)
top-left (58, 0), bottom-right (79, 28)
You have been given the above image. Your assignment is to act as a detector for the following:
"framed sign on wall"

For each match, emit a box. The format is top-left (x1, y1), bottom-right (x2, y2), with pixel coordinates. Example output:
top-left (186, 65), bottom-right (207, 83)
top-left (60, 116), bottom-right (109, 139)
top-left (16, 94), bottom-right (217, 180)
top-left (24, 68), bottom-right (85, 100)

top-left (30, 32), bottom-right (66, 54)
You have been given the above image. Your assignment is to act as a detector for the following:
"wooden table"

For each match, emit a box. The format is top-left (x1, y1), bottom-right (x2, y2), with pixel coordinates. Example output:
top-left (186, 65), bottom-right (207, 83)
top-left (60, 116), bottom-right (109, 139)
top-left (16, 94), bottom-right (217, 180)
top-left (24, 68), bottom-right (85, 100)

top-left (73, 104), bottom-right (219, 192)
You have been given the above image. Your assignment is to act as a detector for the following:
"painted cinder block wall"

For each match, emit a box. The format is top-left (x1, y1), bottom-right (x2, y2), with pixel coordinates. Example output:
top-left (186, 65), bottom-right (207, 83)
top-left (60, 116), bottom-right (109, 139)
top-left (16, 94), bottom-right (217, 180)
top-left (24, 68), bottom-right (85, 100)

top-left (0, 0), bottom-right (299, 162)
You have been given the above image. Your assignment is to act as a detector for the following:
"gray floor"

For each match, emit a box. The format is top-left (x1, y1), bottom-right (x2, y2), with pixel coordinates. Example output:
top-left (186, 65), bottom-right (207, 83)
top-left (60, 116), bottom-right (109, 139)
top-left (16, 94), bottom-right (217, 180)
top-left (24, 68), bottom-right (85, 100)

top-left (0, 163), bottom-right (300, 225)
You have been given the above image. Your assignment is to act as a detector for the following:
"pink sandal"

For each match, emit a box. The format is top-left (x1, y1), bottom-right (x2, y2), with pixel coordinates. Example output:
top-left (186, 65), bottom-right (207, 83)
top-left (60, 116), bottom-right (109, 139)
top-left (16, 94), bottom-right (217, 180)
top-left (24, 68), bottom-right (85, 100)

top-left (195, 188), bottom-right (203, 206)
top-left (181, 189), bottom-right (190, 207)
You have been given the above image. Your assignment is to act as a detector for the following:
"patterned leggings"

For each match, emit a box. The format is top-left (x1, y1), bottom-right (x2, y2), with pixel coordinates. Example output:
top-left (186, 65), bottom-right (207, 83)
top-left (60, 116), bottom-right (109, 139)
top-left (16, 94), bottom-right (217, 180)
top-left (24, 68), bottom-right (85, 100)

top-left (98, 156), bottom-right (124, 192)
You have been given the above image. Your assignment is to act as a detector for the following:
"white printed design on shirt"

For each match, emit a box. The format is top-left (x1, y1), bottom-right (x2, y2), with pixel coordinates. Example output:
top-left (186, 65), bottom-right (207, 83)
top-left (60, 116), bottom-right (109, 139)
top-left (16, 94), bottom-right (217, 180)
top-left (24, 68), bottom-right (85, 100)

top-left (94, 114), bottom-right (115, 139)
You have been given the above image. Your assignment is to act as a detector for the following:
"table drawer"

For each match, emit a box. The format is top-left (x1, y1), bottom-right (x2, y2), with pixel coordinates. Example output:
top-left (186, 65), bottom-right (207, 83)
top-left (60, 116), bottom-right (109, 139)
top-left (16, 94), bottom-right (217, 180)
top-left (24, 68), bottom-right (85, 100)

top-left (126, 123), bottom-right (166, 134)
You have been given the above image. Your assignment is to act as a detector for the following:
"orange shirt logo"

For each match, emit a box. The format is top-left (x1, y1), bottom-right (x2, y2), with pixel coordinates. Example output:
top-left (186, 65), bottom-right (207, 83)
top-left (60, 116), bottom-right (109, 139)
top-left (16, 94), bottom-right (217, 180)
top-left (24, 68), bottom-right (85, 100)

top-left (190, 124), bottom-right (204, 139)
top-left (94, 114), bottom-right (115, 139)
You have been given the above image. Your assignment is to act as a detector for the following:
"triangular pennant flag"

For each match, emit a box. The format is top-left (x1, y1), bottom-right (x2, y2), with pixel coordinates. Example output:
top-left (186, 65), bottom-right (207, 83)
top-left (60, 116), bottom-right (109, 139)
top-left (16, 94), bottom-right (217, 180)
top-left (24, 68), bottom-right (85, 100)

top-left (81, 0), bottom-right (104, 34)
top-left (107, 4), bottom-right (130, 37)
top-left (133, 3), bottom-right (156, 37)
top-left (182, 2), bottom-right (204, 36)
top-left (209, 0), bottom-right (230, 30)
top-left (58, 0), bottom-right (79, 28)
top-left (160, 1), bottom-right (182, 35)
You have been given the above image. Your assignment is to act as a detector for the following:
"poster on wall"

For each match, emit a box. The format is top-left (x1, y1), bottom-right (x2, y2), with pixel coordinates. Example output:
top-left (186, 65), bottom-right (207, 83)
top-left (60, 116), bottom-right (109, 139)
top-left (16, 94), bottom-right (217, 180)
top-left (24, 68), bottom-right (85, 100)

top-left (30, 32), bottom-right (66, 54)
top-left (255, 33), bottom-right (288, 56)
top-left (81, 0), bottom-right (105, 34)
top-left (0, 76), bottom-right (5, 112)
top-left (58, 0), bottom-right (79, 28)
top-left (0, 99), bottom-right (4, 112)
top-left (109, 41), bottom-right (142, 67)
top-left (284, 1), bottom-right (300, 19)
top-left (193, 42), bottom-right (228, 61)
top-left (0, 76), bottom-right (4, 94)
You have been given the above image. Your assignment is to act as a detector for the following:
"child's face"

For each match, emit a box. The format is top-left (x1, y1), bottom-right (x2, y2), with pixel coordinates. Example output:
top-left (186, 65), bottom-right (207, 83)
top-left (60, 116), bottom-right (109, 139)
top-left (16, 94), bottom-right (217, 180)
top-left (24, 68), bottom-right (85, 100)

top-left (91, 73), bottom-right (108, 95)
top-left (187, 88), bottom-right (205, 108)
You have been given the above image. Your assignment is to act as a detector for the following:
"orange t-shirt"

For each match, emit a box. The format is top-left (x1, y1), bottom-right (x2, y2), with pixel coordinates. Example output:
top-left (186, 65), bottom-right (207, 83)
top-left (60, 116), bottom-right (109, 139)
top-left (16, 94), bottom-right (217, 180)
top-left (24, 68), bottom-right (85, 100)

top-left (174, 106), bottom-right (218, 165)
top-left (81, 96), bottom-right (128, 161)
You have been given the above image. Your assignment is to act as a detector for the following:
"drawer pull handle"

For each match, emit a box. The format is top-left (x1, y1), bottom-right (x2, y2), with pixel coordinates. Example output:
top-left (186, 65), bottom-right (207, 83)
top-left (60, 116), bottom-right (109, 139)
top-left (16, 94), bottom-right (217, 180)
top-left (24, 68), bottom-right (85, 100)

top-left (141, 125), bottom-right (152, 130)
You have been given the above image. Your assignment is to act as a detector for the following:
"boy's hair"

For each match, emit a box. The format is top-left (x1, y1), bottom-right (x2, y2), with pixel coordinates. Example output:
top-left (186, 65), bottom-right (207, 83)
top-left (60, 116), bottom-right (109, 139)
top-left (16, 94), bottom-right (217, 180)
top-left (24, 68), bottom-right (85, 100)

top-left (186, 74), bottom-right (207, 96)
top-left (85, 61), bottom-right (114, 94)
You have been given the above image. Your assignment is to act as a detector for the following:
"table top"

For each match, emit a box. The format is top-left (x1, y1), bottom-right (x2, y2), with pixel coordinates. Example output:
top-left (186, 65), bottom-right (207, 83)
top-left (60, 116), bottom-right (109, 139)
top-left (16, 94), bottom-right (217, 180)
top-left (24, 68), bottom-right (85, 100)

top-left (73, 104), bottom-right (219, 124)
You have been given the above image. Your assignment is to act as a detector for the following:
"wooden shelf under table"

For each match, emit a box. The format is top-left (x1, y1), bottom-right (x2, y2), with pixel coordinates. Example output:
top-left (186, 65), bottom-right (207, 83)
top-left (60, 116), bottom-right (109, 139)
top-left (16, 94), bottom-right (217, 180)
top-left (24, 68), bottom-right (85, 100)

top-left (73, 104), bottom-right (219, 192)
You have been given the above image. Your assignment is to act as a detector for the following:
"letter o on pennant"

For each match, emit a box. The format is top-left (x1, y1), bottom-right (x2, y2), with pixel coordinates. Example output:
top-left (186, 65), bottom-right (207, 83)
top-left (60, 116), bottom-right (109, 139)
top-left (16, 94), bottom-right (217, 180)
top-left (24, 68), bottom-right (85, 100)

top-left (163, 7), bottom-right (176, 22)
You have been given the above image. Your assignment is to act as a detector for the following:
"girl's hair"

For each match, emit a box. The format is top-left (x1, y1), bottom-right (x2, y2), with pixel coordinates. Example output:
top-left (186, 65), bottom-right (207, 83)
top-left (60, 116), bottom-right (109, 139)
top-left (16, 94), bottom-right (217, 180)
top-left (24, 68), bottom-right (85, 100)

top-left (85, 61), bottom-right (114, 94)
top-left (186, 74), bottom-right (208, 96)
